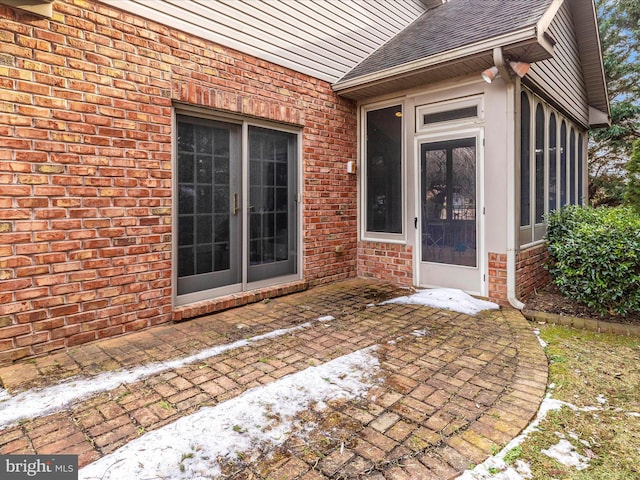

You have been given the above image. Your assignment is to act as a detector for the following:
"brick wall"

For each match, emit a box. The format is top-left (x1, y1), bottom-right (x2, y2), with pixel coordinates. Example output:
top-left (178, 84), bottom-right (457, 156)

top-left (0, 0), bottom-right (357, 363)
top-left (516, 243), bottom-right (550, 301)
top-left (487, 252), bottom-right (508, 305)
top-left (357, 242), bottom-right (413, 287)
top-left (488, 247), bottom-right (551, 305)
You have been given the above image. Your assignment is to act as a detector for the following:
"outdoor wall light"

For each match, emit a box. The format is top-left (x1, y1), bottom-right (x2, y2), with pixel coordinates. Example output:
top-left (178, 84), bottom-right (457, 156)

top-left (481, 66), bottom-right (499, 83)
top-left (509, 61), bottom-right (531, 78)
top-left (481, 61), bottom-right (531, 83)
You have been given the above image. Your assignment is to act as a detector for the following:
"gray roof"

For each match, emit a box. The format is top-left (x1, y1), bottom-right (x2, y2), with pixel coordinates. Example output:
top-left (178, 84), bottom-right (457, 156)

top-left (339, 0), bottom-right (554, 83)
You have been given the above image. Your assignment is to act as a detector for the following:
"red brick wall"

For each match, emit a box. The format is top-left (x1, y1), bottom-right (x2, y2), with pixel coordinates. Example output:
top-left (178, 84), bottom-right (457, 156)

top-left (357, 242), bottom-right (413, 287)
top-left (488, 247), bottom-right (550, 305)
top-left (0, 0), bottom-right (357, 363)
top-left (516, 243), bottom-right (550, 301)
top-left (487, 252), bottom-right (508, 305)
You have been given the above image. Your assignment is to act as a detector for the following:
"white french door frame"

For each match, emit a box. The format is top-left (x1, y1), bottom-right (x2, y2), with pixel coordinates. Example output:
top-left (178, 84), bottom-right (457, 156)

top-left (413, 126), bottom-right (486, 296)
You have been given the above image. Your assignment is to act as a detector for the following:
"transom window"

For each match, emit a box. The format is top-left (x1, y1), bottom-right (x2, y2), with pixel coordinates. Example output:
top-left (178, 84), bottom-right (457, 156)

top-left (416, 95), bottom-right (483, 131)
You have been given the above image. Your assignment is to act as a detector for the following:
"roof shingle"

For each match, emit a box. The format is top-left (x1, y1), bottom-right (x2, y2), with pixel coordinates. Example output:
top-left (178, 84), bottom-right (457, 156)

top-left (339, 0), bottom-right (554, 82)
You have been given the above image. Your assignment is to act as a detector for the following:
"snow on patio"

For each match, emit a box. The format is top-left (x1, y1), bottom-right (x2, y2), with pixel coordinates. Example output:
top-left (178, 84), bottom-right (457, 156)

top-left (79, 347), bottom-right (379, 480)
top-left (0, 315), bottom-right (333, 429)
top-left (380, 288), bottom-right (500, 315)
top-left (0, 289), bottom-right (493, 428)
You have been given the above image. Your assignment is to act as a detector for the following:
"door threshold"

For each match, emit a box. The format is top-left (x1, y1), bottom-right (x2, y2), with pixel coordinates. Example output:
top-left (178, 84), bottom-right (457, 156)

top-left (173, 279), bottom-right (309, 321)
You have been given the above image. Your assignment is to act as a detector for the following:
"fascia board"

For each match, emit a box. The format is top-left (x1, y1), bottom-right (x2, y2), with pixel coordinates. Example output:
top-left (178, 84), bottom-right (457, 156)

top-left (536, 0), bottom-right (564, 55)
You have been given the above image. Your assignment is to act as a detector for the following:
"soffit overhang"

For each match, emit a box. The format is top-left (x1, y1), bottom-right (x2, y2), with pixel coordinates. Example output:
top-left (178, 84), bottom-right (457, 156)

top-left (333, 0), bottom-right (610, 125)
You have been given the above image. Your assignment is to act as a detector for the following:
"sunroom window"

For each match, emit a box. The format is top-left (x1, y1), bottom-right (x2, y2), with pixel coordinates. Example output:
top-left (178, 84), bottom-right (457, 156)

top-left (519, 89), bottom-right (586, 246)
top-left (364, 105), bottom-right (403, 236)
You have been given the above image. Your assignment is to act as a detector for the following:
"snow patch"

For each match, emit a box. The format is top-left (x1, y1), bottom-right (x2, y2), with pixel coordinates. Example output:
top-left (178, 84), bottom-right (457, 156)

top-left (0, 322), bottom-right (319, 428)
top-left (457, 457), bottom-right (533, 479)
top-left (79, 347), bottom-right (379, 480)
top-left (533, 329), bottom-right (547, 348)
top-left (380, 288), bottom-right (499, 315)
top-left (457, 395), bottom-right (594, 480)
top-left (541, 439), bottom-right (590, 470)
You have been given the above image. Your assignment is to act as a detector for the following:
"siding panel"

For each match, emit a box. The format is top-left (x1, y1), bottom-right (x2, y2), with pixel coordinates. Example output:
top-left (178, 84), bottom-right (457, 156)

top-left (100, 0), bottom-right (426, 82)
top-left (526, 1), bottom-right (588, 127)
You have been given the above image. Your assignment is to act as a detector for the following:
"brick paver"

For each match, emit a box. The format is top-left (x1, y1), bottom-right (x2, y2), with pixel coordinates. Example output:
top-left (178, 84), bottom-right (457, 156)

top-left (0, 279), bottom-right (548, 479)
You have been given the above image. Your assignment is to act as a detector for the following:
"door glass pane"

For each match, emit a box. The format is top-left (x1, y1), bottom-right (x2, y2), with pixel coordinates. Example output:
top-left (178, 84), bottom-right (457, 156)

top-left (366, 105), bottom-right (402, 234)
top-left (248, 126), bottom-right (297, 279)
top-left (177, 118), bottom-right (234, 295)
top-left (421, 137), bottom-right (477, 267)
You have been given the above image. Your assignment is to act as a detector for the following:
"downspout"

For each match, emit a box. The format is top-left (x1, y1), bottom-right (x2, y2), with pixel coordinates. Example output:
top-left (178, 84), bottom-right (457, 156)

top-left (492, 47), bottom-right (525, 310)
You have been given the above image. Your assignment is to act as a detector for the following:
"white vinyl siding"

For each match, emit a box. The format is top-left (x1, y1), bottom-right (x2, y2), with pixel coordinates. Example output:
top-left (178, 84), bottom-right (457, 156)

top-left (526, 1), bottom-right (589, 127)
top-left (100, 0), bottom-right (426, 83)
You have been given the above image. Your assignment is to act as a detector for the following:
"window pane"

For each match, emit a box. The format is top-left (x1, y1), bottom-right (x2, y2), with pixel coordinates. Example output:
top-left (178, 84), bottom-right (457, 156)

top-left (248, 126), bottom-right (296, 269)
top-left (548, 114), bottom-right (557, 212)
top-left (423, 106), bottom-right (477, 125)
top-left (366, 105), bottom-right (402, 234)
top-left (578, 133), bottom-right (584, 205)
top-left (177, 118), bottom-right (233, 294)
top-left (421, 138), bottom-right (476, 267)
top-left (520, 92), bottom-right (531, 227)
top-left (570, 128), bottom-right (576, 204)
top-left (535, 104), bottom-right (545, 224)
top-left (560, 121), bottom-right (567, 206)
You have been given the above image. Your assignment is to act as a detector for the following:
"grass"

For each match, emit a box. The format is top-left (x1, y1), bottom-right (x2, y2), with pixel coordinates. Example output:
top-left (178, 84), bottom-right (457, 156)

top-left (514, 325), bottom-right (640, 479)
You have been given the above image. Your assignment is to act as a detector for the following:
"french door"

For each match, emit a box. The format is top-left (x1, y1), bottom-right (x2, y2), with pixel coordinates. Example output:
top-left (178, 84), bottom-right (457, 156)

top-left (176, 116), bottom-right (298, 304)
top-left (417, 132), bottom-right (483, 294)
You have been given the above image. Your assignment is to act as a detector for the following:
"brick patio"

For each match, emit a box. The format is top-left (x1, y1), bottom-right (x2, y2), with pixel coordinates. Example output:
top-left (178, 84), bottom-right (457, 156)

top-left (0, 279), bottom-right (548, 479)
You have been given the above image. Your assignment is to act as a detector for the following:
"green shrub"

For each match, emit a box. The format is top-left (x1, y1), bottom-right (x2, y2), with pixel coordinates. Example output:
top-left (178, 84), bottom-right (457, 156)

top-left (546, 205), bottom-right (640, 316)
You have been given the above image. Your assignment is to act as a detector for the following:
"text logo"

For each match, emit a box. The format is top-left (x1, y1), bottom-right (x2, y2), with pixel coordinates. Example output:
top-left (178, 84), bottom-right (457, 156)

top-left (0, 455), bottom-right (77, 480)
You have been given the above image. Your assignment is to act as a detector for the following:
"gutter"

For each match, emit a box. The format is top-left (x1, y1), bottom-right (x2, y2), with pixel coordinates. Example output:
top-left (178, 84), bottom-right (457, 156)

top-left (491, 48), bottom-right (525, 310)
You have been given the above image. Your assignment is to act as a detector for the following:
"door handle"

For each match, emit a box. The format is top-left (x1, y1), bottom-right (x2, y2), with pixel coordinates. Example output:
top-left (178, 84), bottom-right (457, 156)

top-left (414, 217), bottom-right (418, 229)
top-left (232, 193), bottom-right (239, 215)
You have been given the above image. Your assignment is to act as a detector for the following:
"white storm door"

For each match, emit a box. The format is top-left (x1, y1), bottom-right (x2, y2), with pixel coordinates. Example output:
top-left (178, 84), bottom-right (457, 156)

top-left (417, 132), bottom-right (484, 294)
